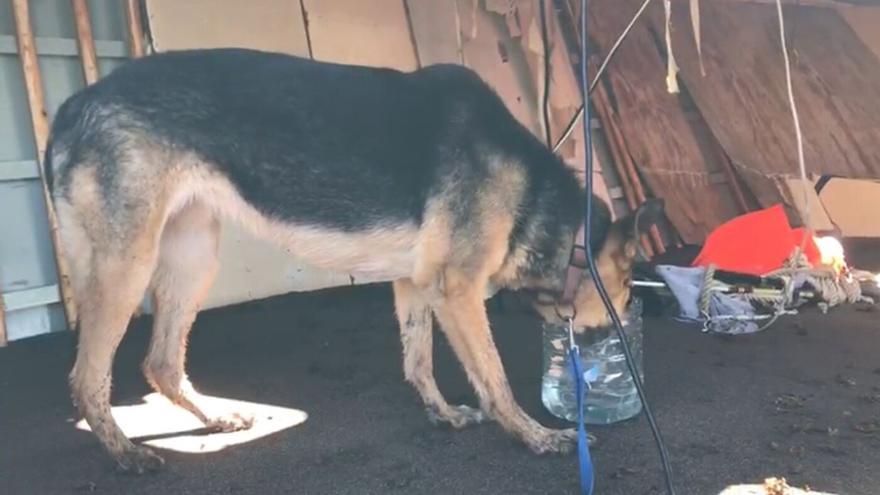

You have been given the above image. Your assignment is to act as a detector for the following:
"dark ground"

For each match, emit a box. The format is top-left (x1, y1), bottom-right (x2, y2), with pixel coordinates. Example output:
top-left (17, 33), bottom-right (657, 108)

top-left (2, 242), bottom-right (879, 494)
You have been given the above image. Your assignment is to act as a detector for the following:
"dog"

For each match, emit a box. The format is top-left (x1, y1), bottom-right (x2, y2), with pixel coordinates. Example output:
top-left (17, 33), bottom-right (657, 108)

top-left (46, 48), bottom-right (663, 473)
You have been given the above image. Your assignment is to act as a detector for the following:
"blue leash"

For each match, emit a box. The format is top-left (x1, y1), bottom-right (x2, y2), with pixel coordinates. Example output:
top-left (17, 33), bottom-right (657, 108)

top-left (566, 318), bottom-right (595, 495)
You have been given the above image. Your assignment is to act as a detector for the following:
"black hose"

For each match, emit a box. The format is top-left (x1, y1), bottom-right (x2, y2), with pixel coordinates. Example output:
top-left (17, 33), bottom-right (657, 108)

top-left (569, 1), bottom-right (677, 493)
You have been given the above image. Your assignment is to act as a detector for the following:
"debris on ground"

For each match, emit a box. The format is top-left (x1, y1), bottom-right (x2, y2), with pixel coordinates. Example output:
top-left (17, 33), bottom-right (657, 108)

top-left (652, 205), bottom-right (876, 335)
top-left (774, 393), bottom-right (807, 412)
top-left (835, 374), bottom-right (857, 387)
top-left (718, 476), bottom-right (838, 494)
top-left (851, 419), bottom-right (880, 434)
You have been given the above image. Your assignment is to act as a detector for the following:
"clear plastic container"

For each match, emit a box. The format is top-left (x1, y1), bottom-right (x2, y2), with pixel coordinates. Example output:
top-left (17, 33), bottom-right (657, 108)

top-left (541, 298), bottom-right (644, 425)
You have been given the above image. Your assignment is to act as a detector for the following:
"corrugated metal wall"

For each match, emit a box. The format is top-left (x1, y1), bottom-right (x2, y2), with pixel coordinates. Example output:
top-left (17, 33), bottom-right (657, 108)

top-left (0, 1), bottom-right (129, 341)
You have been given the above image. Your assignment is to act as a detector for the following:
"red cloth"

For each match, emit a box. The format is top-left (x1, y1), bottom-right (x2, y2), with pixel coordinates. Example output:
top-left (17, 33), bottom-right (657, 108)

top-left (692, 204), bottom-right (821, 276)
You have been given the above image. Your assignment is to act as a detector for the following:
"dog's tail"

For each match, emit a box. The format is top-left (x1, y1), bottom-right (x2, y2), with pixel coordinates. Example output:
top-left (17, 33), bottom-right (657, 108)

top-left (44, 134), bottom-right (56, 193)
top-left (44, 91), bottom-right (92, 195)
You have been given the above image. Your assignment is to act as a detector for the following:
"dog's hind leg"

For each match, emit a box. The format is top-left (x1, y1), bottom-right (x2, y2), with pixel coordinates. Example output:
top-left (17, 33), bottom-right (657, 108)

top-left (430, 270), bottom-right (576, 454)
top-left (62, 191), bottom-right (166, 473)
top-left (393, 279), bottom-right (486, 428)
top-left (143, 201), bottom-right (253, 432)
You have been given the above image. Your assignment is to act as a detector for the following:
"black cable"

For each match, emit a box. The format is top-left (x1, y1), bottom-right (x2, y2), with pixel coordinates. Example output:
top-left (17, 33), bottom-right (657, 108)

top-left (539, 0), bottom-right (553, 147)
top-left (556, 1), bottom-right (678, 493)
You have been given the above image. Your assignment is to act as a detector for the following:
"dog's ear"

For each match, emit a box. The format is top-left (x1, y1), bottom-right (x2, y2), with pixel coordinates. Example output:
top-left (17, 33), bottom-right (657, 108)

top-left (634, 198), bottom-right (665, 235)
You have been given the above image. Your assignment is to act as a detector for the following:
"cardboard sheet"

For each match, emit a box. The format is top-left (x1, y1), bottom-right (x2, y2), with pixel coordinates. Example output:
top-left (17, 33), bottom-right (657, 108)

top-left (819, 178), bottom-right (880, 237)
top-left (301, 0), bottom-right (418, 70)
top-left (146, 0), bottom-right (309, 55)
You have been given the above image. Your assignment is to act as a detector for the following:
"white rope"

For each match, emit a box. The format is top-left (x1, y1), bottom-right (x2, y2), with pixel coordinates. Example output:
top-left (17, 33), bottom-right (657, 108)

top-left (775, 0), bottom-right (812, 244)
top-left (662, 0), bottom-right (680, 93)
top-left (553, 0), bottom-right (654, 152)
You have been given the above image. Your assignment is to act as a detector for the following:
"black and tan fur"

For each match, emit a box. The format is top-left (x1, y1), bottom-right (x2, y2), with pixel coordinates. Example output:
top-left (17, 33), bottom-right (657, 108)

top-left (46, 48), bottom-right (662, 473)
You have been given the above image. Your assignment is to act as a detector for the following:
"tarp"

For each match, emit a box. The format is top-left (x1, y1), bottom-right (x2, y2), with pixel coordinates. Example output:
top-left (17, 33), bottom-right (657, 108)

top-left (692, 204), bottom-right (821, 276)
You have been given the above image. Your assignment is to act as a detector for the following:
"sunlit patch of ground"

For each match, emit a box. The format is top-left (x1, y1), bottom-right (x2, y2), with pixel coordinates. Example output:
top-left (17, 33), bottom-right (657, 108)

top-left (75, 393), bottom-right (307, 453)
top-left (719, 477), bottom-right (837, 495)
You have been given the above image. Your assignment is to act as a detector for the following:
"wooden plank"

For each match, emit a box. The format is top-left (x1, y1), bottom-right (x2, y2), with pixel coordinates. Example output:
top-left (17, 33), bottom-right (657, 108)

top-left (301, 0), bottom-right (418, 70)
top-left (461, 2), bottom-right (543, 142)
top-left (714, 142), bottom-right (751, 213)
top-left (125, 0), bottom-right (146, 57)
top-left (405, 0), bottom-right (462, 65)
top-left (407, 1), bottom-right (615, 209)
top-left (146, 0), bottom-right (309, 56)
top-left (71, 0), bottom-right (100, 84)
top-left (592, 78), bottom-right (662, 254)
top-left (819, 178), bottom-right (880, 237)
top-left (11, 0), bottom-right (78, 331)
top-left (0, 35), bottom-right (127, 57)
top-left (586, 0), bottom-right (741, 243)
top-left (510, 1), bottom-right (584, 154)
top-left (656, 2), bottom-right (880, 216)
top-left (839, 6), bottom-right (880, 61)
top-left (0, 290), bottom-right (6, 347)
top-left (780, 178), bottom-right (835, 232)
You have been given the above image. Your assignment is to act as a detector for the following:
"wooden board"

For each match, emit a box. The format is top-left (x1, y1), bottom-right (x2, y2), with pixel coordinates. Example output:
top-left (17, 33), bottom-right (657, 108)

top-left (302, 0), bottom-right (418, 70)
top-left (408, 1), bottom-right (613, 213)
top-left (146, 0), bottom-right (309, 55)
top-left (0, 295), bottom-right (6, 347)
top-left (125, 0), bottom-right (146, 57)
top-left (780, 178), bottom-right (835, 232)
top-left (656, 2), bottom-right (880, 218)
top-left (72, 0), bottom-right (100, 84)
top-left (406, 0), bottom-right (540, 132)
top-left (587, 1), bottom-right (742, 242)
top-left (405, 0), bottom-right (462, 65)
top-left (819, 178), bottom-right (880, 237)
top-left (840, 6), bottom-right (880, 61)
top-left (456, 0), bottom-right (542, 135)
top-left (144, 0), bottom-right (356, 311)
top-left (12, 0), bottom-right (78, 330)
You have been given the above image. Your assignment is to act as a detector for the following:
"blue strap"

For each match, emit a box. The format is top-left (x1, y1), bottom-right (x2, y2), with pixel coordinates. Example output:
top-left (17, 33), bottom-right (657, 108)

top-left (569, 346), bottom-right (595, 495)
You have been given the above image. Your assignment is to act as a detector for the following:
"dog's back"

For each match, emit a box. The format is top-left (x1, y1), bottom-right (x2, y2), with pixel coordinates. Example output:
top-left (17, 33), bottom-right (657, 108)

top-left (48, 49), bottom-right (571, 231)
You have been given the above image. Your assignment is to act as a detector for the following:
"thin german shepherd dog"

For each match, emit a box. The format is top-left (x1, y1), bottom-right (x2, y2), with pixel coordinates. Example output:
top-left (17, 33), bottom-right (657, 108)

top-left (47, 48), bottom-right (662, 473)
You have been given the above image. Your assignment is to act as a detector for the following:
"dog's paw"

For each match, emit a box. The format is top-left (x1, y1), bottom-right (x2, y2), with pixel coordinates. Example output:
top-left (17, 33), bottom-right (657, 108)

top-left (426, 404), bottom-right (486, 428)
top-left (205, 412), bottom-right (254, 432)
top-left (114, 445), bottom-right (164, 475)
top-left (526, 427), bottom-right (595, 455)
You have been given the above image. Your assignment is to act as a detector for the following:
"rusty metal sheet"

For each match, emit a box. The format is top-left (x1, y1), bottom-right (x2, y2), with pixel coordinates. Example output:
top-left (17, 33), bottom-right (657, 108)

top-left (587, 0), bottom-right (742, 242)
top-left (655, 2), bottom-right (880, 213)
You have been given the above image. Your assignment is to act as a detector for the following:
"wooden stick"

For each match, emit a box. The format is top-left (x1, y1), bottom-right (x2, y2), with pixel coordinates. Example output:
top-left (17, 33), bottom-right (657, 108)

top-left (592, 80), bottom-right (666, 254)
top-left (0, 295), bottom-right (7, 347)
top-left (714, 141), bottom-right (751, 214)
top-left (12, 0), bottom-right (78, 331)
top-left (559, 7), bottom-right (662, 255)
top-left (589, 69), bottom-right (638, 212)
top-left (590, 63), bottom-right (654, 257)
top-left (589, 79), bottom-right (651, 254)
top-left (71, 0), bottom-right (100, 84)
top-left (589, 81), bottom-right (655, 256)
top-left (125, 0), bottom-right (146, 58)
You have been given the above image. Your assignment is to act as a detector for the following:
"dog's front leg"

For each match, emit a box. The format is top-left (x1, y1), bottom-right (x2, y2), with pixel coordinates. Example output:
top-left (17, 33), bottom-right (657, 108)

top-left (430, 272), bottom-right (576, 454)
top-left (393, 279), bottom-right (486, 427)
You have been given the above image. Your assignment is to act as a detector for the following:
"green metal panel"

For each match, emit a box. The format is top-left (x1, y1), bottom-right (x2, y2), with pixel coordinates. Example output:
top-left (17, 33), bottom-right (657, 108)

top-left (0, 0), bottom-right (128, 341)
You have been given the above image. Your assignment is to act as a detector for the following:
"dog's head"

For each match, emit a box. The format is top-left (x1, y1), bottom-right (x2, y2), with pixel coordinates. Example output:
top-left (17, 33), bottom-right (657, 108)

top-left (533, 199), bottom-right (665, 329)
